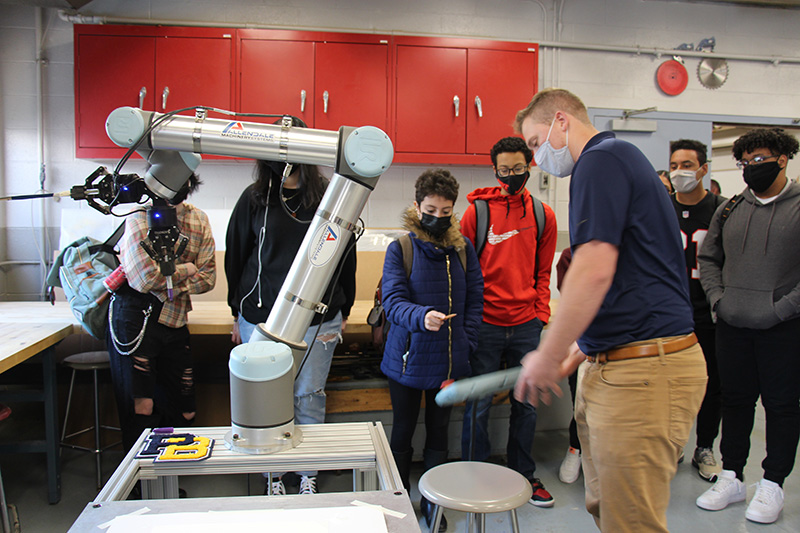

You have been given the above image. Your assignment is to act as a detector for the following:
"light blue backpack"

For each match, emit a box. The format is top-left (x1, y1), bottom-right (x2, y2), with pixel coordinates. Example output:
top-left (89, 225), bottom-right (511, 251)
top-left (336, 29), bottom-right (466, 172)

top-left (46, 224), bottom-right (124, 340)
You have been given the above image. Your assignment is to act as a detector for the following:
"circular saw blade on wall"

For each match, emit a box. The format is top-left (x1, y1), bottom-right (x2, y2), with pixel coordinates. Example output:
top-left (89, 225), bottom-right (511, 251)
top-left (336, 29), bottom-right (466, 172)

top-left (656, 59), bottom-right (689, 96)
top-left (697, 57), bottom-right (729, 90)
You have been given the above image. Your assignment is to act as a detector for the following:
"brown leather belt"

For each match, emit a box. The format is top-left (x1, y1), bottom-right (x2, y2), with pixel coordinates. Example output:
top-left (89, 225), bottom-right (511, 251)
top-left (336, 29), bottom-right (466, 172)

top-left (586, 333), bottom-right (698, 364)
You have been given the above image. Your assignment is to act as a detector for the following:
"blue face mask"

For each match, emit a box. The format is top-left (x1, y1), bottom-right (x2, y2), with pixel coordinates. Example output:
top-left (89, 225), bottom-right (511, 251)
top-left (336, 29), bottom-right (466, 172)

top-left (533, 118), bottom-right (574, 178)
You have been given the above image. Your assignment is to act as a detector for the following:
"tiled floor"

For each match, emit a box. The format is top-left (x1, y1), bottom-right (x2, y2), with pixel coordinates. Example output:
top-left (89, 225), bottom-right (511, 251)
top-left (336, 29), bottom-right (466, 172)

top-left (1, 404), bottom-right (798, 532)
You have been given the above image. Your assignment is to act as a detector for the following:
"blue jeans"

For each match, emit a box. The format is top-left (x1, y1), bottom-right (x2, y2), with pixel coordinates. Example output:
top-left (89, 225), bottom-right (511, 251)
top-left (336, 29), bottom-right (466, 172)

top-left (240, 312), bottom-right (343, 477)
top-left (461, 318), bottom-right (543, 481)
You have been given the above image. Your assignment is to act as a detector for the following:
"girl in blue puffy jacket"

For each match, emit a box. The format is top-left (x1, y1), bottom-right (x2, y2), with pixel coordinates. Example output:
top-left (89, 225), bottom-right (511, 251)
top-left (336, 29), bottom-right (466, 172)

top-left (380, 168), bottom-right (484, 531)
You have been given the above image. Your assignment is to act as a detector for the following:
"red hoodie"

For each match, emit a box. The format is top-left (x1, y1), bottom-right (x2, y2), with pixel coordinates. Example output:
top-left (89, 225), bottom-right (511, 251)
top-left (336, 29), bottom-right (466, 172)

top-left (461, 186), bottom-right (557, 326)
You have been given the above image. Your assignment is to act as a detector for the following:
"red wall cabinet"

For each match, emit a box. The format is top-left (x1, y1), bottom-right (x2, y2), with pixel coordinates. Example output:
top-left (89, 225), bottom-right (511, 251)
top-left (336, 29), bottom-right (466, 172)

top-left (394, 37), bottom-right (538, 164)
top-left (74, 25), bottom-right (235, 158)
top-left (237, 30), bottom-right (389, 132)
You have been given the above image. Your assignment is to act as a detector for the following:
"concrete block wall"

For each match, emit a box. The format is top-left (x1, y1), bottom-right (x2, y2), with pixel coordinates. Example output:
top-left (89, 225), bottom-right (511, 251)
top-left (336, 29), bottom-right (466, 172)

top-left (3, 0), bottom-right (800, 299)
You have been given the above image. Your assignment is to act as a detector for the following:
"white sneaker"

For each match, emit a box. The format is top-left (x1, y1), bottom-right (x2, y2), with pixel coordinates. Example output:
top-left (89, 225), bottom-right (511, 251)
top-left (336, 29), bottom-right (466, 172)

top-left (746, 479), bottom-right (784, 524)
top-left (559, 446), bottom-right (582, 484)
top-left (299, 475), bottom-right (317, 495)
top-left (269, 478), bottom-right (286, 496)
top-left (696, 470), bottom-right (746, 511)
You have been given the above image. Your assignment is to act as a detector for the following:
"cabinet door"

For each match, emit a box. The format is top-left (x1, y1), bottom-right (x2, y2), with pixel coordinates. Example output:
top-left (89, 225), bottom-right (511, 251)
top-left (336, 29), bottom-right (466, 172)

top-left (75, 35), bottom-right (155, 155)
top-left (155, 36), bottom-right (233, 119)
top-left (314, 42), bottom-right (388, 132)
top-left (239, 39), bottom-right (315, 125)
top-left (466, 49), bottom-right (537, 154)
top-left (395, 45), bottom-right (466, 154)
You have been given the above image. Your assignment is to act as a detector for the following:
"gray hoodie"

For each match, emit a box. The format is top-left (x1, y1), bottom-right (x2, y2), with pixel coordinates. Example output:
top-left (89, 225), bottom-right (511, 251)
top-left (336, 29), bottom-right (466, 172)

top-left (698, 181), bottom-right (800, 329)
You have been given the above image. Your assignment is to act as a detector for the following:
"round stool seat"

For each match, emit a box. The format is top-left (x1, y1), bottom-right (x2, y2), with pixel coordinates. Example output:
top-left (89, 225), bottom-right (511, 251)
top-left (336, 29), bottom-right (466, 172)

top-left (418, 461), bottom-right (532, 514)
top-left (62, 350), bottom-right (111, 371)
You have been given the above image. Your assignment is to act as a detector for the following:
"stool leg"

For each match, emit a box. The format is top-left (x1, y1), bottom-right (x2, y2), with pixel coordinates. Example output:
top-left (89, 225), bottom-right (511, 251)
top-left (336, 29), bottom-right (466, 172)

top-left (60, 368), bottom-right (77, 444)
top-left (93, 369), bottom-right (102, 489)
top-left (478, 513), bottom-right (485, 533)
top-left (467, 513), bottom-right (474, 533)
top-left (510, 509), bottom-right (520, 533)
top-left (0, 467), bottom-right (10, 533)
top-left (430, 505), bottom-right (443, 533)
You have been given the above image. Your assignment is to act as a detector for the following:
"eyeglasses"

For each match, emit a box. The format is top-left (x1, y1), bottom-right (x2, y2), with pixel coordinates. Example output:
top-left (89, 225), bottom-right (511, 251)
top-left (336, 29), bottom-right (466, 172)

top-left (736, 154), bottom-right (778, 169)
top-left (496, 164), bottom-right (528, 177)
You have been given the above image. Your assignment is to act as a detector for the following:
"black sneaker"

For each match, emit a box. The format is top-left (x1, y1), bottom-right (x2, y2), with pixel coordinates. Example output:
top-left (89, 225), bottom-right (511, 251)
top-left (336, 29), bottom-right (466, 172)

top-left (529, 478), bottom-right (554, 507)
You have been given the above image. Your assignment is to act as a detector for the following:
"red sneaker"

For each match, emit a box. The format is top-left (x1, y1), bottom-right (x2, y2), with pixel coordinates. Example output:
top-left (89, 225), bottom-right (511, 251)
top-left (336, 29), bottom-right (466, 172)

top-left (529, 478), bottom-right (555, 507)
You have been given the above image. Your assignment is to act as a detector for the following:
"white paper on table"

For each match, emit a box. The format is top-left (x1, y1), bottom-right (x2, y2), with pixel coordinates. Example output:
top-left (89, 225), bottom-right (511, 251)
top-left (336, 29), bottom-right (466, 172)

top-left (106, 505), bottom-right (388, 533)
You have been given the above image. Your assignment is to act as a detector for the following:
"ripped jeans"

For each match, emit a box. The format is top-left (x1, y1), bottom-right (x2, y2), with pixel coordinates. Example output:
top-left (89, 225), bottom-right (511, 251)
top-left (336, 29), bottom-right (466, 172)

top-left (239, 312), bottom-right (343, 477)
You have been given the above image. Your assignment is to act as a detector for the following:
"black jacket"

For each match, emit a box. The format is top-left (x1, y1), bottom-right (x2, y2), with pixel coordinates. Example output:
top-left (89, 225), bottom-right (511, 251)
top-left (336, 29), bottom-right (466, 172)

top-left (225, 182), bottom-right (356, 326)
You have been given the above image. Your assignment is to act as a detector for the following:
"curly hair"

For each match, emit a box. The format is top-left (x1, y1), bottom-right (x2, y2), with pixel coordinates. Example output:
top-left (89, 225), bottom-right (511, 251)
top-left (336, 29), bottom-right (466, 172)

top-left (415, 168), bottom-right (459, 206)
top-left (490, 137), bottom-right (533, 166)
top-left (732, 128), bottom-right (799, 161)
top-left (670, 139), bottom-right (708, 167)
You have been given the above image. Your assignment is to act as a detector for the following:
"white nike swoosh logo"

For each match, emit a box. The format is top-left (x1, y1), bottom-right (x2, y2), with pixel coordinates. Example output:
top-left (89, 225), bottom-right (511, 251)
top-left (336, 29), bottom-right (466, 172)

top-left (487, 224), bottom-right (519, 245)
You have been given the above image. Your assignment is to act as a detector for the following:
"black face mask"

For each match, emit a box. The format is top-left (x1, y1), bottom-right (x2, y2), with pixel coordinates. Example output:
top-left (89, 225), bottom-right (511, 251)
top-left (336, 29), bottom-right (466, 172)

top-left (743, 161), bottom-right (782, 193)
top-left (496, 171), bottom-right (530, 195)
top-left (420, 212), bottom-right (452, 238)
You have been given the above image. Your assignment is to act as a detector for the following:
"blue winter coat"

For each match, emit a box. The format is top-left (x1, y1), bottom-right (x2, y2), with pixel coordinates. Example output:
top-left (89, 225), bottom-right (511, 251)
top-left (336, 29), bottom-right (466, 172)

top-left (380, 209), bottom-right (484, 390)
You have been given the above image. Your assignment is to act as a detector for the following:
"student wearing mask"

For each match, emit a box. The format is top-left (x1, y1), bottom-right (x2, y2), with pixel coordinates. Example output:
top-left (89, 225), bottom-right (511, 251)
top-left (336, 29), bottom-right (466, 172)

top-left (460, 136), bottom-right (558, 508)
top-left (668, 139), bottom-right (726, 482)
top-left (225, 129), bottom-right (356, 495)
top-left (381, 168), bottom-right (484, 532)
top-left (696, 128), bottom-right (800, 524)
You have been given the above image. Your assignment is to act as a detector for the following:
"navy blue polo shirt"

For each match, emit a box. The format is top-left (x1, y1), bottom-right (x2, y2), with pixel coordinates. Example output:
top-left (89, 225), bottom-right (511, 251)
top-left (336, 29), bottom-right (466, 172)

top-left (569, 132), bottom-right (693, 354)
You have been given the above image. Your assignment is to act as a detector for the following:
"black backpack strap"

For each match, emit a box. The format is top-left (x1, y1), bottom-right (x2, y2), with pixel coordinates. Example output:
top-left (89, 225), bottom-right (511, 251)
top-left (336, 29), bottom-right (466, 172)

top-left (719, 194), bottom-right (742, 229)
top-left (88, 221), bottom-right (126, 256)
top-left (531, 196), bottom-right (546, 241)
top-left (474, 199), bottom-right (489, 258)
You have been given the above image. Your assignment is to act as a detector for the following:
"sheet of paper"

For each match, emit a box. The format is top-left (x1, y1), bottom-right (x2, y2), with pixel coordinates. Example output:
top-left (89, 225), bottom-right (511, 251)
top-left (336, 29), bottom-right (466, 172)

top-left (107, 505), bottom-right (388, 533)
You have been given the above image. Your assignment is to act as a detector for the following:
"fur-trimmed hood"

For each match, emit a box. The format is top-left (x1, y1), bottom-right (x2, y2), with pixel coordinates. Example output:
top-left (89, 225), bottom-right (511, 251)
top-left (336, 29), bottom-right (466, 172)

top-left (401, 206), bottom-right (466, 250)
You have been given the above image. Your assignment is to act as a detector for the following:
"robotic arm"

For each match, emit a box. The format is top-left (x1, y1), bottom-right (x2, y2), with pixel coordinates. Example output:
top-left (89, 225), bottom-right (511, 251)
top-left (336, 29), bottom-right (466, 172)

top-left (99, 105), bottom-right (393, 454)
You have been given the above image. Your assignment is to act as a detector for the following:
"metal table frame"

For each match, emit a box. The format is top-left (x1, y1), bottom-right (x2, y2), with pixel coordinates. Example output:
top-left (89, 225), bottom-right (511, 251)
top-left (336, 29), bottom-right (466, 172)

top-left (94, 421), bottom-right (403, 502)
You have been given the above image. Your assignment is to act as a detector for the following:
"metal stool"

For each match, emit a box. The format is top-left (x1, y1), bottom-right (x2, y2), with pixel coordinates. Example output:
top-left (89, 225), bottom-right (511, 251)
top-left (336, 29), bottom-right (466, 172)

top-left (60, 351), bottom-right (120, 489)
top-left (418, 461), bottom-right (532, 533)
top-left (0, 404), bottom-right (12, 533)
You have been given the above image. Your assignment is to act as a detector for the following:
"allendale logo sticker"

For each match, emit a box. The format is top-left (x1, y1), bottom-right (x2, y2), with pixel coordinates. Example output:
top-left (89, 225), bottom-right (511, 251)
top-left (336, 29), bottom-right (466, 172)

top-left (308, 223), bottom-right (340, 267)
top-left (221, 122), bottom-right (276, 142)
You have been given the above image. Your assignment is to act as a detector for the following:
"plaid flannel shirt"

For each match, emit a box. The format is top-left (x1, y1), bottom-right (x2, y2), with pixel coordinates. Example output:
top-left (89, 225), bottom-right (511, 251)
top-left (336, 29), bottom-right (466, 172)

top-left (120, 203), bottom-right (216, 328)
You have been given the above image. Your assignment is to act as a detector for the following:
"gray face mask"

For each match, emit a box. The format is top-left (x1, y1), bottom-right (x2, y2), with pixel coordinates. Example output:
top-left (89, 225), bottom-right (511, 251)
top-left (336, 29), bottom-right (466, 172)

top-left (669, 169), bottom-right (701, 194)
top-left (533, 118), bottom-right (574, 178)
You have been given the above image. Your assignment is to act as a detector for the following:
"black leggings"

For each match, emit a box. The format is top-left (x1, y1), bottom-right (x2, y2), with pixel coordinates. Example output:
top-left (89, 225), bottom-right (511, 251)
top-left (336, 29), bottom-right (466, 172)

top-left (388, 377), bottom-right (452, 454)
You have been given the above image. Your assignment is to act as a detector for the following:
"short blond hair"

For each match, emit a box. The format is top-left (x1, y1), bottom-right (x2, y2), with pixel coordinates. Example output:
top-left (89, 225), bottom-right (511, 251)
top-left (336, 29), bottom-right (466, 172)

top-left (514, 88), bottom-right (591, 133)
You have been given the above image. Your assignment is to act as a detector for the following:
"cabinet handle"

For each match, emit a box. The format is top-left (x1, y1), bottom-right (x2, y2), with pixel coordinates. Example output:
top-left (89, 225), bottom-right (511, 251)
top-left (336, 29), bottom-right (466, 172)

top-left (474, 95), bottom-right (483, 118)
top-left (300, 89), bottom-right (307, 113)
top-left (138, 87), bottom-right (147, 109)
top-left (453, 95), bottom-right (460, 118)
top-left (323, 90), bottom-right (329, 114)
top-left (162, 87), bottom-right (170, 110)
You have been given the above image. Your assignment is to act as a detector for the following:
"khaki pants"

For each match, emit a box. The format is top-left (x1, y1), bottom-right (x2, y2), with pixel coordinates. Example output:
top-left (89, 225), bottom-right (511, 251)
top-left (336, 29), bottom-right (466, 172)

top-left (575, 341), bottom-right (707, 532)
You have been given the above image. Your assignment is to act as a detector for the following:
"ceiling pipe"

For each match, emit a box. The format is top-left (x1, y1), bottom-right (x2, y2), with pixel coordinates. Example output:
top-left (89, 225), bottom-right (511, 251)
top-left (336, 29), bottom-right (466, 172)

top-left (56, 9), bottom-right (800, 66)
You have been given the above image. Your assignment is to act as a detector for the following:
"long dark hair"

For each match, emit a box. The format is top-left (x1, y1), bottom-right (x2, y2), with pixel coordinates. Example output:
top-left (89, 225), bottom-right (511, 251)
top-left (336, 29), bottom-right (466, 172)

top-left (251, 160), bottom-right (327, 209)
top-left (250, 116), bottom-right (327, 209)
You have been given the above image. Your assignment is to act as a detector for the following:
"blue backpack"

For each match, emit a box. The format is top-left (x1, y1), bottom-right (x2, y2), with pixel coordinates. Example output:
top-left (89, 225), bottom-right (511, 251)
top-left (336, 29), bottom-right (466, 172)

top-left (46, 223), bottom-right (125, 340)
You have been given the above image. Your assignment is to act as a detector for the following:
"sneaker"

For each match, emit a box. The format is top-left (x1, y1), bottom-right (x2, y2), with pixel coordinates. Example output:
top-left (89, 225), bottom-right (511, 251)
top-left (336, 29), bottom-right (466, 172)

top-left (529, 478), bottom-right (554, 507)
top-left (266, 478), bottom-right (286, 496)
top-left (299, 475), bottom-right (317, 495)
top-left (692, 447), bottom-right (721, 482)
top-left (559, 447), bottom-right (582, 484)
top-left (746, 479), bottom-right (784, 524)
top-left (696, 470), bottom-right (746, 511)
top-left (678, 450), bottom-right (685, 464)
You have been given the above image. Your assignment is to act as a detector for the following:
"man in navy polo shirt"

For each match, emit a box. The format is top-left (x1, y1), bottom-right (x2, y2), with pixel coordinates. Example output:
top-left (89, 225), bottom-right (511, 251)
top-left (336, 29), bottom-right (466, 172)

top-left (513, 88), bottom-right (707, 533)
